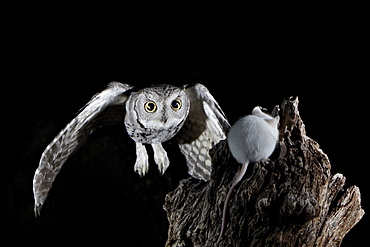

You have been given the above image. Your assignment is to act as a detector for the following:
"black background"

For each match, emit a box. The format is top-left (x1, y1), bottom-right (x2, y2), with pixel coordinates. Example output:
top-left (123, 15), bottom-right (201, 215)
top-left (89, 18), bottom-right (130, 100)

top-left (3, 5), bottom-right (368, 246)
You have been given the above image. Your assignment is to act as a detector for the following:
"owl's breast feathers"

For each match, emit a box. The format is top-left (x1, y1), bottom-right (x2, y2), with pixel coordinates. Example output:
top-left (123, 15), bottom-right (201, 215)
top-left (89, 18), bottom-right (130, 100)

top-left (125, 120), bottom-right (185, 144)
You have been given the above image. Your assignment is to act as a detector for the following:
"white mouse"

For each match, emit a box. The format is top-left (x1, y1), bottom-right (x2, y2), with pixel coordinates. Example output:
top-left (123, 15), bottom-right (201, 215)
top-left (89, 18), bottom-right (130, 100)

top-left (217, 106), bottom-right (279, 243)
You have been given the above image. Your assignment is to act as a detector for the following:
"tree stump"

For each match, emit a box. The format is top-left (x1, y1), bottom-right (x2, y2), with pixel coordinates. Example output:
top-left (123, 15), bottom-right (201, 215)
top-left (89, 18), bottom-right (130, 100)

top-left (164, 96), bottom-right (364, 247)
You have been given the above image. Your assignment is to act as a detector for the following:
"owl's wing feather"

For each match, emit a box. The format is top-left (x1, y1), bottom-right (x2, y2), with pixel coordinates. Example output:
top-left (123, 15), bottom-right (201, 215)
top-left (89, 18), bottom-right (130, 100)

top-left (33, 82), bottom-right (133, 216)
top-left (177, 84), bottom-right (230, 181)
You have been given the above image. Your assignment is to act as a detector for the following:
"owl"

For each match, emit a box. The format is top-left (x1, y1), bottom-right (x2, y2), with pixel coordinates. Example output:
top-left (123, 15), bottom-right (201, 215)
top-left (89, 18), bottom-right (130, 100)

top-left (33, 82), bottom-right (230, 216)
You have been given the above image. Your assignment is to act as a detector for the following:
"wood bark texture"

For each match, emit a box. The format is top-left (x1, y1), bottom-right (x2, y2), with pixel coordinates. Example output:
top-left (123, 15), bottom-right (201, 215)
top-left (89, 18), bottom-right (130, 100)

top-left (164, 96), bottom-right (365, 247)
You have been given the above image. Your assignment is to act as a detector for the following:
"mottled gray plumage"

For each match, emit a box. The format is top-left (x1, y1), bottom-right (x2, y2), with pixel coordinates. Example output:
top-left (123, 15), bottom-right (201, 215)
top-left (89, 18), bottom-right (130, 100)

top-left (177, 85), bottom-right (230, 180)
top-left (33, 82), bottom-right (229, 216)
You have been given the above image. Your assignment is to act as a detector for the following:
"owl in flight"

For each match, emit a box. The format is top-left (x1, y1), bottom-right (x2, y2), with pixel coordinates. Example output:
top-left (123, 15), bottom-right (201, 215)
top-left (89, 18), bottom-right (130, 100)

top-left (33, 82), bottom-right (230, 216)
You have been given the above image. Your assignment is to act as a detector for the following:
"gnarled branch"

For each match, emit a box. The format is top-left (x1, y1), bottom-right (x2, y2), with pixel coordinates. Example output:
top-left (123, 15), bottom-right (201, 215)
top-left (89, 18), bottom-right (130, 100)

top-left (164, 96), bottom-right (364, 247)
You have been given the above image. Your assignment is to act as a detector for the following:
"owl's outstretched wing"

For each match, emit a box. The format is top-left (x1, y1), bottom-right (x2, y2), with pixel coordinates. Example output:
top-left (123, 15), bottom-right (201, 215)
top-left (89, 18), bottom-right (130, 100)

top-left (33, 82), bottom-right (133, 216)
top-left (177, 84), bottom-right (230, 181)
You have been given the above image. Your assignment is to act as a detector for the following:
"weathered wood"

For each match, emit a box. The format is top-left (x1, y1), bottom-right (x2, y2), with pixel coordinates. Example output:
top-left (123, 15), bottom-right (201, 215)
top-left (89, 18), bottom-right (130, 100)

top-left (164, 96), bottom-right (364, 247)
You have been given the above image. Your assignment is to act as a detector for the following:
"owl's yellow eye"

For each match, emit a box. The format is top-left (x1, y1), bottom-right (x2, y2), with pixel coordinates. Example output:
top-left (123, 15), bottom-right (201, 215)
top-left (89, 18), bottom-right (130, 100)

top-left (171, 99), bottom-right (182, 110)
top-left (144, 101), bottom-right (157, 112)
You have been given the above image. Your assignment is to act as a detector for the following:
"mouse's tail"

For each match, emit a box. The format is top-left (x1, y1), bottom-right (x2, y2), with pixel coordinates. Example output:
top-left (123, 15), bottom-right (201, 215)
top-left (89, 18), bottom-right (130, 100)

top-left (217, 161), bottom-right (249, 244)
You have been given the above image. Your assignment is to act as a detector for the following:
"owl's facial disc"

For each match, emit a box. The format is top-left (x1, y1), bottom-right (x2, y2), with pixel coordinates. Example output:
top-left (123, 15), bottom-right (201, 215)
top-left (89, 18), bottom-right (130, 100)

top-left (125, 85), bottom-right (190, 142)
top-left (140, 93), bottom-right (188, 128)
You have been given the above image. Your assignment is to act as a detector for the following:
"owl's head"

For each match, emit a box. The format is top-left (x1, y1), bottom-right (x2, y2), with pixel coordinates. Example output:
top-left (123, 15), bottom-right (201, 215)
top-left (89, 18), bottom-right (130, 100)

top-left (125, 85), bottom-right (190, 143)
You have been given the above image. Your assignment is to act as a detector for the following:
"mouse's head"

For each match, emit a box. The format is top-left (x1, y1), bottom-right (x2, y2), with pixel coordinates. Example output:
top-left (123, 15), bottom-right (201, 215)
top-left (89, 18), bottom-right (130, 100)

top-left (252, 106), bottom-right (280, 127)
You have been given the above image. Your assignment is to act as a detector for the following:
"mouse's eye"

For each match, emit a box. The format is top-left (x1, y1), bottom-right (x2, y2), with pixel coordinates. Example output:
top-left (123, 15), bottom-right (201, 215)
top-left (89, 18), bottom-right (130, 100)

top-left (144, 101), bottom-right (157, 113)
top-left (171, 99), bottom-right (182, 110)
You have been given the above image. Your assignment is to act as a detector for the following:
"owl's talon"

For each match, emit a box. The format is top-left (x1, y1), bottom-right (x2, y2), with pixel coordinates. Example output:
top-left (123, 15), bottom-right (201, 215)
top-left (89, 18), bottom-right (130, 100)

top-left (151, 143), bottom-right (170, 175)
top-left (158, 161), bottom-right (169, 175)
top-left (157, 159), bottom-right (169, 175)
top-left (134, 143), bottom-right (149, 177)
top-left (135, 160), bottom-right (149, 177)
top-left (134, 161), bottom-right (149, 177)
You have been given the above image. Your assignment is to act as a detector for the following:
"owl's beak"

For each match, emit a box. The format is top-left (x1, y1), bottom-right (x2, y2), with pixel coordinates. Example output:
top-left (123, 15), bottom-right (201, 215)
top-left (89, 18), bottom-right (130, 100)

top-left (161, 114), bottom-right (168, 124)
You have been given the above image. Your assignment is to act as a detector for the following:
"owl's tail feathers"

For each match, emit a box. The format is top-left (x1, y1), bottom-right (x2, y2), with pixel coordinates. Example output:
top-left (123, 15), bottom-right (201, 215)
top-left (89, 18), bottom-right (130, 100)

top-left (217, 161), bottom-right (249, 244)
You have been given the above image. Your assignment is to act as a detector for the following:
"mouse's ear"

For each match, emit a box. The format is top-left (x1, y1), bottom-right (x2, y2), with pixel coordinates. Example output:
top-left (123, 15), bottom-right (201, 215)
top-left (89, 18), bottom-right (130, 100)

top-left (265, 116), bottom-right (280, 127)
top-left (252, 106), bottom-right (262, 115)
